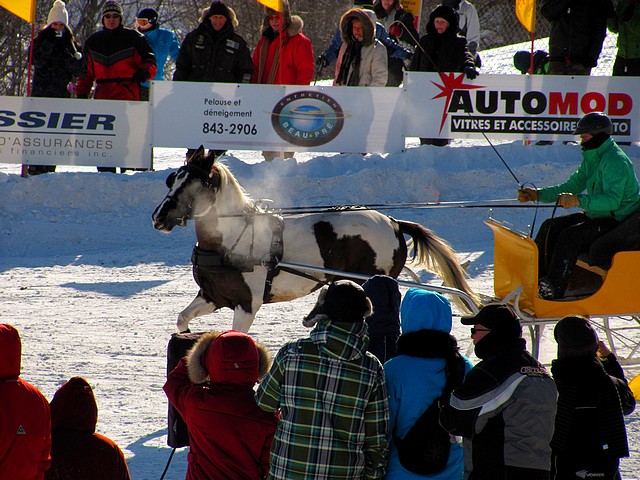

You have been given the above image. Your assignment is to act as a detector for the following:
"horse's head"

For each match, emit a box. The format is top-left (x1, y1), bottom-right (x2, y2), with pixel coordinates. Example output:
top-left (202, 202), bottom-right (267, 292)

top-left (152, 147), bottom-right (222, 232)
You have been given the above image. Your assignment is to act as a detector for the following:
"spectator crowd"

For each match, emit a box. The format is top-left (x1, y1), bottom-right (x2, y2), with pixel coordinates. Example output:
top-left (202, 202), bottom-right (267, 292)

top-left (2, 275), bottom-right (636, 479)
top-left (24, 0), bottom-right (634, 174)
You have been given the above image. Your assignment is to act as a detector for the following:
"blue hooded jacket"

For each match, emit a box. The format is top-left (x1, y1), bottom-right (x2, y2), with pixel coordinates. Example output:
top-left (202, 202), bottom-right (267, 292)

top-left (384, 288), bottom-right (473, 480)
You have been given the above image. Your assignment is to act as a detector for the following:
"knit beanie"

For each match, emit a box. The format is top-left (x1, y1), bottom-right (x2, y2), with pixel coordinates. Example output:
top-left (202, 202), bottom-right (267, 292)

top-left (102, 1), bottom-right (123, 18)
top-left (47, 0), bottom-right (68, 26)
top-left (303, 280), bottom-right (373, 327)
top-left (554, 315), bottom-right (599, 359)
top-left (209, 1), bottom-right (231, 19)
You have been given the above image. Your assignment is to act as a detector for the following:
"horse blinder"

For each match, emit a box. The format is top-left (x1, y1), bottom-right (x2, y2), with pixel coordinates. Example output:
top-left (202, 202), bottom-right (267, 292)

top-left (165, 171), bottom-right (177, 189)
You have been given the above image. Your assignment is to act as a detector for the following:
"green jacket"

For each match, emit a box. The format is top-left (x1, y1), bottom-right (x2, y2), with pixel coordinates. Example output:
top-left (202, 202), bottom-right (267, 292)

top-left (255, 318), bottom-right (389, 479)
top-left (538, 137), bottom-right (640, 220)
top-left (608, 0), bottom-right (640, 59)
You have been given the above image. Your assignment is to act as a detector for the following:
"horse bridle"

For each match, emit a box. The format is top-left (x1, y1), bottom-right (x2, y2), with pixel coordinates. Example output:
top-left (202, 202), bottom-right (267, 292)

top-left (164, 162), bottom-right (219, 225)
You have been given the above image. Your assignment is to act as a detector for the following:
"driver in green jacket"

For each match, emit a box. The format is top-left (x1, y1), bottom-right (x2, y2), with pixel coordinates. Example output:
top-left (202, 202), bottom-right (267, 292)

top-left (518, 112), bottom-right (640, 299)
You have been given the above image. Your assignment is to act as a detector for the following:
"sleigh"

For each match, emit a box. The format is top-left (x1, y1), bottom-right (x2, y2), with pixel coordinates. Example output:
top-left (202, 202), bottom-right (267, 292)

top-left (486, 218), bottom-right (640, 363)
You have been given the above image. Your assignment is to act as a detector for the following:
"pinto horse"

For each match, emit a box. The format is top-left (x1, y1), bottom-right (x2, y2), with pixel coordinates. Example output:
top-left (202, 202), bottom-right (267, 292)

top-left (152, 148), bottom-right (478, 333)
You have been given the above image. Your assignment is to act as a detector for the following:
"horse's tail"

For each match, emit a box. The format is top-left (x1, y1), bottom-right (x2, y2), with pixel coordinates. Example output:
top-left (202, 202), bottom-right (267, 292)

top-left (396, 219), bottom-right (479, 313)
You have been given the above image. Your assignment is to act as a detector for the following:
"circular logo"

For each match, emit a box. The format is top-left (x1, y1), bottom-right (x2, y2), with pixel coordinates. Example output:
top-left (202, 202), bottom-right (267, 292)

top-left (271, 91), bottom-right (346, 147)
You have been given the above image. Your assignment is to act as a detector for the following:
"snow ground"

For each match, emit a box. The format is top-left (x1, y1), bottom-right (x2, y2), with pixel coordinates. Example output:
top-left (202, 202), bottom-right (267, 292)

top-left (2, 138), bottom-right (640, 479)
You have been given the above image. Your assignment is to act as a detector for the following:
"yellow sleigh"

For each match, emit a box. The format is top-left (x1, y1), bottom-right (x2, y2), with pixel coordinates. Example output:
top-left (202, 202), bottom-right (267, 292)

top-left (486, 218), bottom-right (640, 363)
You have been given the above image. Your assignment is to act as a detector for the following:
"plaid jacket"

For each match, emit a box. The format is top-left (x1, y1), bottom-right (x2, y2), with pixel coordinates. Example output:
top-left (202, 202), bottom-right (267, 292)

top-left (255, 318), bottom-right (389, 479)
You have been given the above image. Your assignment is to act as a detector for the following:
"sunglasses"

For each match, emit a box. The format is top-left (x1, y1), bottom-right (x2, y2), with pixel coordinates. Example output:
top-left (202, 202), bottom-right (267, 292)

top-left (470, 327), bottom-right (491, 335)
top-left (135, 19), bottom-right (149, 26)
top-left (103, 14), bottom-right (120, 19)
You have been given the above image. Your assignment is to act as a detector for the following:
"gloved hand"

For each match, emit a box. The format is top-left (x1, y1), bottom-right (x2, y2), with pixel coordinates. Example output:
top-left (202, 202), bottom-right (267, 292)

top-left (518, 187), bottom-right (538, 202)
top-left (389, 23), bottom-right (402, 38)
top-left (464, 66), bottom-right (479, 80)
top-left (133, 68), bottom-right (150, 83)
top-left (315, 54), bottom-right (328, 69)
top-left (558, 193), bottom-right (580, 208)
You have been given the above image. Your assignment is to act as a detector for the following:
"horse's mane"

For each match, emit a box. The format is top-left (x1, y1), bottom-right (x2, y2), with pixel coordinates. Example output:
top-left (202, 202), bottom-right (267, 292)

top-left (186, 147), bottom-right (256, 213)
top-left (212, 161), bottom-right (254, 210)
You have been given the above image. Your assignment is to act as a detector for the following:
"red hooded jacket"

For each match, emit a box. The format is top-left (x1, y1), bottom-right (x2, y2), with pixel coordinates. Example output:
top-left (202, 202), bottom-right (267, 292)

top-left (0, 324), bottom-right (51, 480)
top-left (164, 331), bottom-right (278, 480)
top-left (45, 376), bottom-right (130, 480)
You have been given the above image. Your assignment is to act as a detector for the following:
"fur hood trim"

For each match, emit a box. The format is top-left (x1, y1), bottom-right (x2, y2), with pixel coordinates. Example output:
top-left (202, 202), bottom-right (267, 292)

top-left (340, 8), bottom-right (376, 46)
top-left (187, 331), bottom-right (271, 384)
top-left (187, 331), bottom-right (220, 384)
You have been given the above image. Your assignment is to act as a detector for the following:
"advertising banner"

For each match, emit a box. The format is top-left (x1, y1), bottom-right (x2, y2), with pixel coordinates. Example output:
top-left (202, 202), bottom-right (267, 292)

top-left (0, 96), bottom-right (152, 168)
top-left (405, 72), bottom-right (638, 141)
top-left (152, 82), bottom-right (406, 153)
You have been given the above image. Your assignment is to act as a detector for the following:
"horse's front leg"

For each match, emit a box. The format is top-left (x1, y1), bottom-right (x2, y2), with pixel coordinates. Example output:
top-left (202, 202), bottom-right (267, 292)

top-left (232, 307), bottom-right (258, 333)
top-left (232, 271), bottom-right (267, 332)
top-left (177, 292), bottom-right (216, 332)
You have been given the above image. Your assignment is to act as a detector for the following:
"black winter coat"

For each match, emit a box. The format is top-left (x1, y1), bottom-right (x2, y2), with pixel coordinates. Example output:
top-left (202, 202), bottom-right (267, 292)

top-left (409, 7), bottom-right (474, 73)
top-left (550, 355), bottom-right (635, 480)
top-left (75, 26), bottom-right (156, 100)
top-left (173, 22), bottom-right (252, 83)
top-left (440, 337), bottom-right (557, 480)
top-left (31, 26), bottom-right (84, 98)
top-left (541, 0), bottom-right (615, 68)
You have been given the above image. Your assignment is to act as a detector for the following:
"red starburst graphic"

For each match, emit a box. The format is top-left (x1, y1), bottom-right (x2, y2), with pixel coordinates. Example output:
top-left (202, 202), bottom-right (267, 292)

top-left (432, 72), bottom-right (484, 134)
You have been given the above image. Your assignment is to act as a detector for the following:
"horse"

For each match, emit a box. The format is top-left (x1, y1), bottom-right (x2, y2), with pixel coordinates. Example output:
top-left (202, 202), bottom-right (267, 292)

top-left (152, 147), bottom-right (478, 333)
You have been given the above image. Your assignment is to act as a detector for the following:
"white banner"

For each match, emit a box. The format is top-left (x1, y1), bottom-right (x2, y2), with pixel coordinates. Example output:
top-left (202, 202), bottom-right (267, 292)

top-left (0, 96), bottom-right (152, 168)
top-left (405, 72), bottom-right (639, 141)
top-left (152, 82), bottom-right (406, 153)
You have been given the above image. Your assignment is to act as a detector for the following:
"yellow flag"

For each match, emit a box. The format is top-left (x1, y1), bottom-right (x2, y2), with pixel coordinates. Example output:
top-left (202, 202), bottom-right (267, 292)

top-left (515, 0), bottom-right (536, 33)
top-left (257, 0), bottom-right (283, 12)
top-left (0, 0), bottom-right (36, 23)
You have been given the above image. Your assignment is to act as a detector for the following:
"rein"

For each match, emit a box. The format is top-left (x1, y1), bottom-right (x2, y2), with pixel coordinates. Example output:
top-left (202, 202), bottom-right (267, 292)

top-left (212, 199), bottom-right (559, 218)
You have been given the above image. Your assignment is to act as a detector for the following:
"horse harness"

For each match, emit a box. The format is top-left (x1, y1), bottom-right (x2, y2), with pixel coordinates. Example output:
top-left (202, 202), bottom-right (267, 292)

top-left (191, 211), bottom-right (325, 302)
